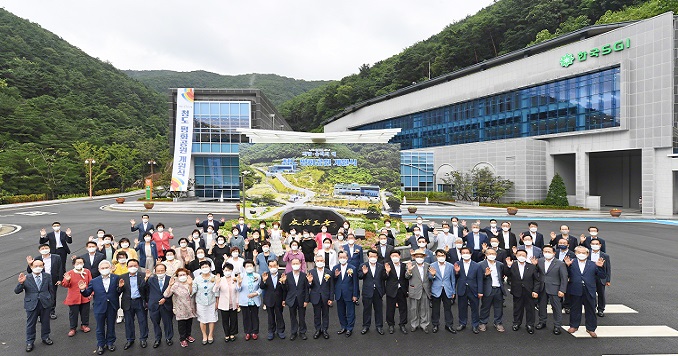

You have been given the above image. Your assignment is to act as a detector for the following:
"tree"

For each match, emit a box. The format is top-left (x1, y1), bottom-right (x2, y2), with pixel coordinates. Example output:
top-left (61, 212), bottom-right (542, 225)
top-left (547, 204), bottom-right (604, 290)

top-left (444, 167), bottom-right (514, 203)
top-left (24, 145), bottom-right (74, 199)
top-left (72, 141), bottom-right (110, 192)
top-left (545, 173), bottom-right (569, 206)
top-left (107, 143), bottom-right (141, 192)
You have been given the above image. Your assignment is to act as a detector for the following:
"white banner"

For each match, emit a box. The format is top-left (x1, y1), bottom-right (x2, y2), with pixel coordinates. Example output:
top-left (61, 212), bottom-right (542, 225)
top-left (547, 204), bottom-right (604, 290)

top-left (170, 88), bottom-right (195, 191)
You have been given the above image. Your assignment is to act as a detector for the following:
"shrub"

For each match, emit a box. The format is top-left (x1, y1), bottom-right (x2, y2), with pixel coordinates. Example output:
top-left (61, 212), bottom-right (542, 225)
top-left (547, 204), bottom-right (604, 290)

top-left (0, 194), bottom-right (47, 204)
top-left (545, 173), bottom-right (569, 206)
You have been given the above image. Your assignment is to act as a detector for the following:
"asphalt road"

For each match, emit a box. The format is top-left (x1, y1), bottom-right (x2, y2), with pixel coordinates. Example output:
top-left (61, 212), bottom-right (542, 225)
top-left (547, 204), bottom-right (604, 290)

top-left (1, 198), bottom-right (677, 355)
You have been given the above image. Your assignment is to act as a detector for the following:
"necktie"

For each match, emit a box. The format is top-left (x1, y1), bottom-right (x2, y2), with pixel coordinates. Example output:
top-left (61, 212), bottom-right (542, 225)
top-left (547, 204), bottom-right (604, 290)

top-left (35, 275), bottom-right (42, 289)
top-left (159, 278), bottom-right (164, 289)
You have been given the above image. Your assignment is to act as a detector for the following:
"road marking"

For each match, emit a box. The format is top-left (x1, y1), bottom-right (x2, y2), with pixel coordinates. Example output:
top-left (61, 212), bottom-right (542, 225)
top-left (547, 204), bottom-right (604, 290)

top-left (15, 211), bottom-right (57, 216)
top-left (547, 304), bottom-right (637, 314)
top-left (565, 325), bottom-right (678, 338)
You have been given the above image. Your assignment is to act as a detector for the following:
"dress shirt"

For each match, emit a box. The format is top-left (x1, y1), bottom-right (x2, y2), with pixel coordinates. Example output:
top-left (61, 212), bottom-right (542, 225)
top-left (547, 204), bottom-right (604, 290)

top-left (317, 268), bottom-right (324, 285)
top-left (369, 263), bottom-right (376, 278)
top-left (417, 264), bottom-right (425, 280)
top-left (452, 226), bottom-right (460, 236)
top-left (558, 251), bottom-right (567, 261)
top-left (488, 262), bottom-right (500, 287)
top-left (34, 274), bottom-right (42, 289)
top-left (102, 276), bottom-right (110, 292)
top-left (463, 261), bottom-right (471, 275)
top-left (544, 258), bottom-right (552, 273)
top-left (502, 232), bottom-right (511, 249)
top-left (89, 253), bottom-right (96, 266)
top-left (341, 264), bottom-right (347, 278)
top-left (590, 252), bottom-right (600, 262)
top-left (438, 262), bottom-right (446, 278)
top-left (158, 276), bottom-right (165, 290)
top-left (578, 261), bottom-right (586, 274)
top-left (474, 234), bottom-right (480, 250)
top-left (293, 272), bottom-right (300, 286)
top-left (525, 247), bottom-right (534, 260)
top-left (271, 273), bottom-right (278, 288)
top-left (43, 255), bottom-right (52, 275)
top-left (55, 231), bottom-right (63, 248)
top-left (130, 274), bottom-right (140, 299)
top-left (393, 263), bottom-right (401, 287)
top-left (518, 263), bottom-right (525, 279)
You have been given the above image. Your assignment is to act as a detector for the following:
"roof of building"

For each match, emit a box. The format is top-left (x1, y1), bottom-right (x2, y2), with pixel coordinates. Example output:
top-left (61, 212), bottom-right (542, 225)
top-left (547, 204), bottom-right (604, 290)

top-left (237, 128), bottom-right (401, 143)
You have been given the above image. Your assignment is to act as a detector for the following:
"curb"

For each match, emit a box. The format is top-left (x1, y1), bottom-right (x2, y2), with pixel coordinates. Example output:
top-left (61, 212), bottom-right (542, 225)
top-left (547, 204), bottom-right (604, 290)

top-left (0, 190), bottom-right (145, 210)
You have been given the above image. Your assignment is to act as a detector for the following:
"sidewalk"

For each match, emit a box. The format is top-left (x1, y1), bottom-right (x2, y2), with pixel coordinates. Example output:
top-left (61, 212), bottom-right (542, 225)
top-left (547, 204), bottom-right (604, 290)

top-left (105, 200), bottom-right (239, 215)
top-left (0, 190), bottom-right (145, 210)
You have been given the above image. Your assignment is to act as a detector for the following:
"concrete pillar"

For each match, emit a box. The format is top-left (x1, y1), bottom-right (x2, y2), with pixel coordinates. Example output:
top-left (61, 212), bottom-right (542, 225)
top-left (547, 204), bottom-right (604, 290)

top-left (575, 149), bottom-right (589, 207)
top-left (641, 148), bottom-right (655, 215)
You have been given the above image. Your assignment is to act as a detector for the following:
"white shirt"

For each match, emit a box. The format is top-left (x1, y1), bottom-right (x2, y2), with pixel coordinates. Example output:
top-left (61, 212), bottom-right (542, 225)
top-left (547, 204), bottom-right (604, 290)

top-left (544, 258), bottom-right (553, 273)
top-left (55, 231), bottom-right (63, 248)
top-left (578, 260), bottom-right (587, 274)
top-left (463, 260), bottom-right (471, 274)
top-left (369, 263), bottom-right (376, 277)
top-left (438, 262), bottom-right (446, 278)
top-left (417, 264), bottom-right (425, 280)
top-left (455, 249), bottom-right (462, 261)
top-left (317, 268), bottom-right (324, 285)
top-left (341, 264), bottom-right (347, 278)
top-left (452, 225), bottom-right (459, 236)
top-left (473, 234), bottom-right (480, 250)
top-left (502, 232), bottom-right (511, 249)
top-left (488, 262), bottom-right (500, 287)
top-left (558, 251), bottom-right (568, 260)
top-left (518, 262), bottom-right (525, 279)
top-left (524, 247), bottom-right (534, 260)
top-left (590, 252), bottom-right (600, 262)
top-left (393, 263), bottom-right (401, 287)
top-left (293, 272), bottom-right (300, 285)
top-left (42, 255), bottom-right (52, 274)
top-left (89, 253), bottom-right (96, 265)
top-left (271, 273), bottom-right (278, 288)
top-left (102, 276), bottom-right (110, 292)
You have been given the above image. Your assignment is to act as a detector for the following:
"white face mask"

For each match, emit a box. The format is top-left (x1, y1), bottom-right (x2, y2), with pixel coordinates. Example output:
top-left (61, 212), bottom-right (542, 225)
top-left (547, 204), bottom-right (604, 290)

top-left (343, 225), bottom-right (349, 229)
top-left (273, 226), bottom-right (279, 230)
top-left (97, 233), bottom-right (105, 238)
top-left (208, 229), bottom-right (215, 234)
top-left (530, 227), bottom-right (538, 233)
top-left (416, 220), bottom-right (423, 224)
top-left (415, 257), bottom-right (425, 264)
top-left (321, 228), bottom-right (327, 232)
top-left (245, 266), bottom-right (255, 274)
top-left (472, 228), bottom-right (480, 233)
top-left (591, 245), bottom-right (601, 251)
top-left (452, 222), bottom-right (458, 226)
top-left (217, 239), bottom-right (225, 245)
top-left (144, 237), bottom-right (152, 242)
top-left (303, 234), bottom-right (310, 238)
top-left (418, 243), bottom-right (426, 248)
top-left (524, 240), bottom-right (533, 246)
top-left (414, 231), bottom-right (421, 236)
top-left (443, 228), bottom-right (449, 233)
top-left (262, 246), bottom-right (270, 252)
top-left (368, 257), bottom-right (377, 264)
top-left (576, 253), bottom-right (587, 260)
top-left (196, 253), bottom-right (205, 259)
top-left (543, 253), bottom-right (554, 260)
top-left (289, 230), bottom-right (296, 236)
top-left (104, 240), bottom-right (112, 245)
top-left (590, 232), bottom-right (598, 237)
top-left (200, 267), bottom-right (211, 274)
top-left (156, 273), bottom-right (166, 279)
top-left (391, 257), bottom-right (400, 264)
top-left (291, 264), bottom-right (301, 271)
top-left (142, 219), bottom-right (148, 223)
top-left (561, 230), bottom-right (569, 235)
top-left (178, 275), bottom-right (188, 283)
top-left (437, 256), bottom-right (446, 263)
top-left (385, 223), bottom-right (391, 227)
top-left (490, 242), bottom-right (499, 248)
top-left (315, 262), bottom-right (325, 268)
top-left (339, 259), bottom-right (348, 265)
top-left (323, 243), bottom-right (331, 250)
top-left (118, 259), bottom-right (127, 264)
top-left (207, 217), bottom-right (213, 221)
top-left (502, 227), bottom-right (509, 232)
top-left (337, 235), bottom-right (344, 241)
top-left (87, 247), bottom-right (97, 253)
top-left (347, 239), bottom-right (355, 245)
top-left (232, 252), bottom-right (239, 258)
top-left (260, 224), bottom-right (266, 229)
top-left (490, 223), bottom-right (497, 228)
top-left (53, 226), bottom-right (60, 231)
top-left (380, 239), bottom-right (387, 245)
top-left (157, 228), bottom-right (164, 232)
top-left (461, 254), bottom-right (472, 261)
top-left (100, 268), bottom-right (111, 276)
top-left (40, 249), bottom-right (50, 255)
top-left (193, 234), bottom-right (200, 238)
top-left (455, 243), bottom-right (464, 249)
top-left (224, 271), bottom-right (232, 278)
top-left (238, 220), bottom-right (244, 225)
top-left (166, 255), bottom-right (175, 261)
top-left (486, 255), bottom-right (497, 261)
top-left (291, 245), bottom-right (299, 251)
top-left (128, 267), bottom-right (139, 274)
top-left (180, 243), bottom-right (187, 248)
top-left (32, 267), bottom-right (44, 274)
top-left (517, 256), bottom-right (527, 263)
top-left (121, 243), bottom-right (129, 248)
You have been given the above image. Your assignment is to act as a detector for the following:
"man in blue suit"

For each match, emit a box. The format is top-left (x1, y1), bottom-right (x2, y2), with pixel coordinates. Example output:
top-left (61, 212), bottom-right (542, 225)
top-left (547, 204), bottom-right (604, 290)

top-left (454, 247), bottom-right (484, 333)
top-left (233, 216), bottom-right (251, 238)
top-left (195, 213), bottom-right (226, 233)
top-left (430, 249), bottom-right (457, 333)
top-left (516, 234), bottom-right (543, 261)
top-left (358, 250), bottom-right (385, 335)
top-left (343, 234), bottom-right (363, 268)
top-left (130, 214), bottom-right (154, 240)
top-left (565, 246), bottom-right (607, 338)
top-left (466, 222), bottom-right (489, 262)
top-left (309, 254), bottom-right (334, 339)
top-left (147, 263), bottom-right (174, 348)
top-left (15, 260), bottom-right (54, 352)
top-left (79, 260), bottom-right (124, 355)
top-left (579, 226), bottom-right (607, 252)
top-left (332, 250), bottom-right (359, 337)
top-left (478, 248), bottom-right (508, 332)
top-left (588, 239), bottom-right (611, 317)
top-left (120, 259), bottom-right (149, 350)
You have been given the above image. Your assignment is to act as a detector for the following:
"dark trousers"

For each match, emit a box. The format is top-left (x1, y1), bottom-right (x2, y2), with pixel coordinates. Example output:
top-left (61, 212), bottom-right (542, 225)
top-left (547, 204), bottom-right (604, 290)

top-left (54, 247), bottom-right (68, 287)
top-left (177, 318), bottom-right (193, 341)
top-left (569, 293), bottom-right (597, 331)
top-left (220, 310), bottom-right (238, 336)
top-left (241, 306), bottom-right (259, 334)
top-left (68, 302), bottom-right (90, 329)
top-left (266, 304), bottom-right (285, 335)
top-left (512, 292), bottom-right (535, 327)
top-left (124, 298), bottom-right (149, 341)
top-left (479, 287), bottom-right (504, 325)
top-left (362, 294), bottom-right (383, 328)
top-left (385, 289), bottom-right (408, 326)
top-left (313, 300), bottom-right (330, 331)
top-left (288, 303), bottom-right (307, 335)
top-left (595, 279), bottom-right (606, 312)
top-left (26, 303), bottom-right (50, 344)
top-left (457, 293), bottom-right (480, 327)
top-left (49, 283), bottom-right (58, 315)
top-left (538, 293), bottom-right (563, 327)
top-left (336, 299), bottom-right (356, 331)
top-left (94, 305), bottom-right (117, 347)
top-left (149, 305), bottom-right (174, 341)
top-left (431, 293), bottom-right (454, 327)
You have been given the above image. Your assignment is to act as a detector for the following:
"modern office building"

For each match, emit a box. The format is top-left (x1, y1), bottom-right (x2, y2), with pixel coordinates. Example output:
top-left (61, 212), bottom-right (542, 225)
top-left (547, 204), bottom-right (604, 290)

top-left (169, 88), bottom-right (292, 199)
top-left (324, 12), bottom-right (678, 216)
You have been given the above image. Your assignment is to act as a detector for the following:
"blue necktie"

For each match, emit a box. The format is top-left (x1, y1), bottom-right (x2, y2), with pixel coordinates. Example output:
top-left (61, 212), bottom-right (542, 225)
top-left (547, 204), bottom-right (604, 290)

top-left (35, 275), bottom-right (42, 289)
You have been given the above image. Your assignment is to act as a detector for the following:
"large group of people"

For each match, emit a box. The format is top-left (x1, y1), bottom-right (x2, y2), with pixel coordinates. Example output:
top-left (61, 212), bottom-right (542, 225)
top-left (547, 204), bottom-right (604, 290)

top-left (16, 213), bottom-right (612, 353)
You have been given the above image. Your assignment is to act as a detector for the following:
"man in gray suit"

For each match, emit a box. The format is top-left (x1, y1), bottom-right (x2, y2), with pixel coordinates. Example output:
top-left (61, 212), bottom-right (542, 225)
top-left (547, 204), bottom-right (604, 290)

top-left (535, 245), bottom-right (568, 335)
top-left (405, 249), bottom-right (433, 333)
top-left (15, 259), bottom-right (54, 352)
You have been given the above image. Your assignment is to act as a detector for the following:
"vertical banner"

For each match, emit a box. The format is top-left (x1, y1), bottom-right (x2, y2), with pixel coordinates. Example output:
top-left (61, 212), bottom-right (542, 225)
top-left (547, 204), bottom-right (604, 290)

top-left (170, 88), bottom-right (195, 191)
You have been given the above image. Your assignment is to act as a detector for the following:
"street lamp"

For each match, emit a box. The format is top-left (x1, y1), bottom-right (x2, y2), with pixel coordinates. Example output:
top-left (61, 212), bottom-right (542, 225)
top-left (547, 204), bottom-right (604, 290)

top-left (269, 114), bottom-right (275, 129)
top-left (84, 158), bottom-right (96, 199)
top-left (240, 170), bottom-right (251, 217)
top-left (147, 160), bottom-right (157, 201)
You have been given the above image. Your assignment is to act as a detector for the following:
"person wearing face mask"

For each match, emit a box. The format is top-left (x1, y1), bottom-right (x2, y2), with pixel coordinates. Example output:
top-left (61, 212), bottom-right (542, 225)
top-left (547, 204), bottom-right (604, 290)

top-left (308, 254), bottom-right (334, 339)
top-left (189, 229), bottom-right (207, 252)
top-left (194, 261), bottom-right (219, 344)
top-left (466, 223), bottom-right (489, 262)
top-left (375, 233), bottom-right (394, 264)
top-left (120, 259), bottom-right (149, 349)
top-left (226, 247), bottom-right (245, 276)
top-left (521, 222), bottom-right (544, 249)
top-left (339, 221), bottom-right (354, 236)
top-left (147, 263), bottom-right (174, 348)
top-left (406, 226), bottom-right (424, 250)
top-left (130, 215), bottom-right (154, 240)
top-left (196, 213), bottom-right (226, 233)
top-left (406, 216), bottom-right (435, 242)
top-left (62, 257), bottom-right (93, 337)
top-left (214, 263), bottom-right (240, 342)
top-left (175, 238), bottom-right (196, 267)
top-left (453, 247), bottom-right (483, 333)
top-left (282, 258), bottom-right (310, 340)
top-left (202, 226), bottom-right (218, 252)
top-left (210, 236), bottom-right (230, 276)
top-left (482, 219), bottom-right (501, 241)
top-left (333, 232), bottom-right (346, 253)
top-left (81, 241), bottom-right (106, 278)
top-left (563, 246), bottom-right (607, 338)
top-left (98, 234), bottom-right (116, 262)
top-left (255, 241), bottom-right (277, 275)
top-left (188, 248), bottom-right (216, 278)
top-left (300, 230), bottom-right (318, 270)
top-left (259, 260), bottom-right (286, 340)
top-left (283, 228), bottom-right (299, 248)
top-left (516, 235), bottom-right (543, 263)
top-left (430, 249), bottom-right (457, 334)
top-left (579, 226), bottom-right (607, 253)
top-left (16, 259), bottom-right (54, 352)
top-left (39, 221), bottom-right (73, 277)
top-left (588, 239), bottom-right (611, 317)
top-left (321, 237), bottom-right (338, 269)
top-left (449, 217), bottom-right (465, 238)
top-left (315, 225), bottom-right (331, 250)
top-left (283, 240), bottom-right (307, 273)
top-left (383, 250), bottom-right (408, 334)
top-left (332, 251), bottom-right (359, 337)
top-left (550, 224), bottom-right (578, 252)
top-left (236, 260), bottom-right (262, 341)
top-left (478, 248), bottom-right (507, 333)
top-left (435, 223), bottom-right (456, 252)
top-left (268, 222), bottom-right (285, 257)
top-left (163, 268), bottom-right (196, 348)
top-left (498, 221), bottom-right (518, 252)
top-left (535, 245), bottom-right (567, 335)
top-left (377, 219), bottom-right (398, 246)
top-left (485, 237), bottom-right (508, 265)
top-left (162, 249), bottom-right (184, 278)
top-left (79, 260), bottom-right (124, 354)
top-left (244, 230), bottom-right (261, 263)
top-left (113, 238), bottom-right (139, 265)
top-left (342, 233), bottom-right (363, 268)
top-left (135, 232), bottom-right (159, 270)
top-left (112, 251), bottom-right (130, 324)
top-left (27, 244), bottom-right (63, 320)
top-left (255, 221), bottom-right (270, 245)
top-left (447, 237), bottom-right (465, 264)
top-left (151, 223), bottom-right (174, 259)
top-left (413, 236), bottom-right (435, 264)
top-left (233, 216), bottom-right (251, 238)
top-left (228, 228), bottom-right (245, 254)
top-left (357, 250), bottom-right (386, 335)
top-left (91, 229), bottom-right (106, 247)
top-left (504, 250), bottom-right (541, 334)
top-left (405, 249), bottom-right (433, 333)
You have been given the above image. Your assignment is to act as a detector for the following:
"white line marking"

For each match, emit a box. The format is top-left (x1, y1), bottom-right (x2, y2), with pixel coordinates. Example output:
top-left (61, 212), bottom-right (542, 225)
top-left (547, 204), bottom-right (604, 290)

top-left (547, 304), bottom-right (638, 314)
top-left (565, 325), bottom-right (678, 338)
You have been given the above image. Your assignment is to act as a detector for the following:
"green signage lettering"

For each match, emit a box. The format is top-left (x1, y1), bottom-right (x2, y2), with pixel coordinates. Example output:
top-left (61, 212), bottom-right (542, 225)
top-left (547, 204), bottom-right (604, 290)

top-left (560, 38), bottom-right (630, 68)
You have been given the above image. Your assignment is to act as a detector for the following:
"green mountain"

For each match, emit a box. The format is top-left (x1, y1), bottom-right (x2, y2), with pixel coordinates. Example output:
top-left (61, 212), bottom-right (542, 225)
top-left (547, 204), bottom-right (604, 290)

top-left (0, 8), bottom-right (169, 198)
top-left (123, 70), bottom-right (331, 108)
top-left (279, 0), bottom-right (676, 132)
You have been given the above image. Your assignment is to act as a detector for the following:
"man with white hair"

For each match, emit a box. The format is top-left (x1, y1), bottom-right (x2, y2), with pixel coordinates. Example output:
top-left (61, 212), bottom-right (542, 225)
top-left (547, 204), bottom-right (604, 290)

top-left (563, 246), bottom-right (607, 338)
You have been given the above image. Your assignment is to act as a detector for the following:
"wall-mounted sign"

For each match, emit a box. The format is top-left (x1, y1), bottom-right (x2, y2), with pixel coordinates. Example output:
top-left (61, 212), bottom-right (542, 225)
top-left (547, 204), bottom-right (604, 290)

top-left (560, 38), bottom-right (631, 68)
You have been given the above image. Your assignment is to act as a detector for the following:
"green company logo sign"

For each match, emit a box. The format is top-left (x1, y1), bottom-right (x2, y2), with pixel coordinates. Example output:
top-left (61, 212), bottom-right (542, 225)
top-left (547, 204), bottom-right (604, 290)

top-left (560, 38), bottom-right (631, 68)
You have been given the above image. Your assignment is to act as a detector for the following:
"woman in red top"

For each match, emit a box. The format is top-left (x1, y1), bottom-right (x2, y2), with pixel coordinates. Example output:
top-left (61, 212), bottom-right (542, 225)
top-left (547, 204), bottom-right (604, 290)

top-left (152, 222), bottom-right (174, 258)
top-left (62, 256), bottom-right (92, 336)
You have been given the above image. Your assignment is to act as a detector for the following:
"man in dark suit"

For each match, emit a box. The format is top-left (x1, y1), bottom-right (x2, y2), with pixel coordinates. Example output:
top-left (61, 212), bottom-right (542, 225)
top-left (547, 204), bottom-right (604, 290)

top-left (383, 250), bottom-right (408, 334)
top-left (521, 222), bottom-right (544, 249)
top-left (120, 259), bottom-right (149, 349)
top-left (39, 222), bottom-right (72, 279)
top-left (549, 225), bottom-right (578, 251)
top-left (535, 245), bottom-right (568, 335)
top-left (147, 263), bottom-right (173, 348)
top-left (505, 250), bottom-right (541, 334)
top-left (308, 254), bottom-right (334, 339)
top-left (81, 241), bottom-right (106, 278)
top-left (482, 219), bottom-right (500, 241)
top-left (498, 221), bottom-right (518, 252)
top-left (565, 246), bottom-right (607, 338)
top-left (260, 260), bottom-right (286, 340)
top-left (27, 245), bottom-right (62, 320)
top-left (466, 223), bottom-right (489, 262)
top-left (579, 226), bottom-right (607, 252)
top-left (454, 247), bottom-right (484, 333)
top-left (16, 260), bottom-right (54, 352)
top-left (343, 234), bottom-right (363, 268)
top-left (450, 217), bottom-right (465, 238)
top-left (478, 248), bottom-right (507, 332)
top-left (358, 250), bottom-right (385, 335)
top-left (516, 234), bottom-right (543, 261)
top-left (487, 237), bottom-right (509, 264)
top-left (588, 239), bottom-right (611, 317)
top-left (282, 258), bottom-right (309, 340)
top-left (130, 215), bottom-right (154, 240)
top-left (446, 237), bottom-right (464, 264)
top-left (332, 250), bottom-right (359, 337)
top-left (555, 238), bottom-right (576, 262)
top-left (195, 213), bottom-right (226, 233)
top-left (430, 249), bottom-right (457, 334)
top-left (406, 216), bottom-right (435, 242)
top-left (233, 216), bottom-right (251, 238)
top-left (79, 260), bottom-right (124, 355)
top-left (375, 234), bottom-right (394, 264)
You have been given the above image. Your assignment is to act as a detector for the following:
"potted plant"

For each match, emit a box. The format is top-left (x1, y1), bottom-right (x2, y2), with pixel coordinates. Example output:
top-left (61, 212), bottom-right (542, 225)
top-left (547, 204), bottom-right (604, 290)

top-left (144, 201), bottom-right (154, 209)
top-left (115, 197), bottom-right (125, 204)
top-left (407, 206), bottom-right (417, 214)
top-left (507, 207), bottom-right (518, 215)
top-left (609, 208), bottom-right (622, 217)
top-left (365, 205), bottom-right (382, 220)
top-left (235, 203), bottom-right (241, 212)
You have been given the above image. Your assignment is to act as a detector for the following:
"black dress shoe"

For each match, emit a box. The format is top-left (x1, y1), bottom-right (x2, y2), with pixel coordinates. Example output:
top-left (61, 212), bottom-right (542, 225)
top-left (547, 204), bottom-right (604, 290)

top-left (166, 339), bottom-right (173, 346)
top-left (456, 325), bottom-right (466, 331)
top-left (512, 325), bottom-right (520, 331)
top-left (108, 344), bottom-right (116, 351)
top-left (432, 325), bottom-right (439, 333)
top-left (445, 326), bottom-right (457, 334)
top-left (553, 327), bottom-right (561, 335)
top-left (400, 325), bottom-right (408, 334)
top-left (124, 341), bottom-right (133, 350)
top-left (153, 340), bottom-right (161, 348)
top-left (361, 328), bottom-right (368, 335)
top-left (526, 326), bottom-right (534, 334)
top-left (376, 327), bottom-right (384, 335)
top-left (323, 331), bottom-right (329, 339)
top-left (472, 326), bottom-right (479, 334)
top-left (26, 343), bottom-right (34, 352)
top-left (41, 338), bottom-right (53, 345)
top-left (313, 330), bottom-right (321, 339)
top-left (564, 308), bottom-right (570, 314)
top-left (535, 323), bottom-right (546, 330)
top-left (597, 311), bottom-right (605, 317)
top-left (96, 346), bottom-right (104, 355)
top-left (345, 330), bottom-right (352, 337)
top-left (300, 333), bottom-right (307, 340)
top-left (337, 328), bottom-right (346, 335)
top-left (290, 333), bottom-right (297, 341)
top-left (388, 325), bottom-right (394, 334)
top-left (140, 340), bottom-right (147, 348)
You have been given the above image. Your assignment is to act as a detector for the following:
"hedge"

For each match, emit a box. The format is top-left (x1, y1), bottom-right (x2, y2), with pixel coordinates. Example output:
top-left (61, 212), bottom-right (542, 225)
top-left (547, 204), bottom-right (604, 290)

top-left (403, 191), bottom-right (455, 201)
top-left (0, 194), bottom-right (47, 204)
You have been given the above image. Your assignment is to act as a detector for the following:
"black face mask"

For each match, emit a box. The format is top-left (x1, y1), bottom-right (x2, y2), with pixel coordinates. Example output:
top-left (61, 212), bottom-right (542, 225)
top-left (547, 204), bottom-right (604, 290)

top-left (558, 245), bottom-right (568, 250)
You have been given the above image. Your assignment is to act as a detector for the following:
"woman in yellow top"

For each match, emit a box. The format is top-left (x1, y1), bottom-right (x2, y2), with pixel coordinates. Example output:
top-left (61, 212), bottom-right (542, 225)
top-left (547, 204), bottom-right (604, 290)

top-left (112, 237), bottom-right (138, 264)
top-left (112, 250), bottom-right (129, 324)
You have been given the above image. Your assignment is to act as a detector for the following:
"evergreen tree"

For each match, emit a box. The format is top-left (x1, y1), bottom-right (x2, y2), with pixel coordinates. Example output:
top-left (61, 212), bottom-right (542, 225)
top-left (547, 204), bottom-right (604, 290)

top-left (545, 173), bottom-right (569, 206)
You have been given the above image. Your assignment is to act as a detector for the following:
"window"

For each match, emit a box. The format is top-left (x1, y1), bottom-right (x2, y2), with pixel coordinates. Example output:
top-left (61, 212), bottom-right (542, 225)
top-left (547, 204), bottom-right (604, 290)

top-left (193, 156), bottom-right (240, 199)
top-left (401, 152), bottom-right (434, 192)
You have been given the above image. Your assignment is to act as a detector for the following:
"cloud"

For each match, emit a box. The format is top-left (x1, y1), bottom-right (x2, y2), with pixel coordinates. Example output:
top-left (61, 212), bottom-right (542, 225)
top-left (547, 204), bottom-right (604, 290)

top-left (2, 0), bottom-right (495, 80)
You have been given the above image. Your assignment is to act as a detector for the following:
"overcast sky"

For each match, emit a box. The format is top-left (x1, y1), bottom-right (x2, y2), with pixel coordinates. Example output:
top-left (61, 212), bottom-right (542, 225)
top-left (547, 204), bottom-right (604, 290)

top-left (2, 0), bottom-right (495, 81)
